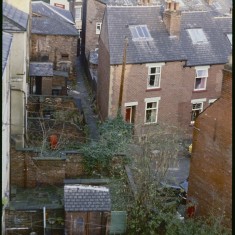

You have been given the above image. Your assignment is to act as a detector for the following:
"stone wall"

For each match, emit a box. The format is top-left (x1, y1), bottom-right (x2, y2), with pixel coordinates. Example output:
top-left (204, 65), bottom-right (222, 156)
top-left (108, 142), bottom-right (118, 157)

top-left (30, 34), bottom-right (77, 78)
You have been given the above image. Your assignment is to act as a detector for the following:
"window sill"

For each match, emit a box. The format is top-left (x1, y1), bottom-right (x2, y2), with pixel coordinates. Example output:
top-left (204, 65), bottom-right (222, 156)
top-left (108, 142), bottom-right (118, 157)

top-left (144, 122), bottom-right (158, 126)
top-left (146, 88), bottom-right (162, 92)
top-left (193, 89), bottom-right (207, 93)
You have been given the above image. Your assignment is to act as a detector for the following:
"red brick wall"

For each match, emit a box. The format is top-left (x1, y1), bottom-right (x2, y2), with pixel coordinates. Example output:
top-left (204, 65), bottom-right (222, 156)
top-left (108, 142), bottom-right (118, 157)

top-left (97, 38), bottom-right (111, 121)
top-left (85, 0), bottom-right (105, 59)
top-left (97, 51), bottom-right (224, 137)
top-left (10, 148), bottom-right (84, 188)
top-left (187, 66), bottom-right (232, 228)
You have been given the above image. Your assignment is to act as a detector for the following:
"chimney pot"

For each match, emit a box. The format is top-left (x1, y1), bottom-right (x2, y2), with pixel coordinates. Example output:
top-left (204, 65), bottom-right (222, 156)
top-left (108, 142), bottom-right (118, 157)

top-left (175, 2), bottom-right (179, 10)
top-left (170, 1), bottom-right (175, 11)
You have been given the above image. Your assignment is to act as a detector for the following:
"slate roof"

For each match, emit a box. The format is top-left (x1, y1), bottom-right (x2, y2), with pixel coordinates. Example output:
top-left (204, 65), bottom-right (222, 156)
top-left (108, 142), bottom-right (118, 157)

top-left (98, 0), bottom-right (138, 6)
top-left (2, 32), bottom-right (13, 74)
top-left (3, 2), bottom-right (29, 31)
top-left (31, 1), bottom-right (78, 36)
top-left (104, 6), bottom-right (232, 66)
top-left (29, 62), bottom-right (54, 76)
top-left (64, 185), bottom-right (111, 212)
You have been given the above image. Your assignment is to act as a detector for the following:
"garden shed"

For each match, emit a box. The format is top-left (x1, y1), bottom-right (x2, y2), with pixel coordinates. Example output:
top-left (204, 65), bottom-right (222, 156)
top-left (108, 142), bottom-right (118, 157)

top-left (64, 184), bottom-right (111, 235)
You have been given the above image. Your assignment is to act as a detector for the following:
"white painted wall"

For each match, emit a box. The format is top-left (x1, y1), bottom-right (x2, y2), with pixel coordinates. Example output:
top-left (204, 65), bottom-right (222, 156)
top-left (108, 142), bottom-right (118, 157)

top-left (9, 31), bottom-right (28, 147)
top-left (2, 52), bottom-right (11, 205)
top-left (4, 0), bottom-right (31, 13)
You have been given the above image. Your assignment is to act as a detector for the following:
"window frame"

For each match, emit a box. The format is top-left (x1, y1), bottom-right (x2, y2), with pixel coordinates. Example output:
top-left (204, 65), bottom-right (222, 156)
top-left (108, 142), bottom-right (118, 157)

top-left (190, 98), bottom-right (206, 124)
top-left (74, 6), bottom-right (82, 20)
top-left (194, 66), bottom-right (209, 91)
top-left (187, 28), bottom-right (208, 44)
top-left (129, 25), bottom-right (152, 41)
top-left (144, 97), bottom-right (161, 124)
top-left (146, 63), bottom-right (165, 90)
top-left (96, 22), bottom-right (102, 35)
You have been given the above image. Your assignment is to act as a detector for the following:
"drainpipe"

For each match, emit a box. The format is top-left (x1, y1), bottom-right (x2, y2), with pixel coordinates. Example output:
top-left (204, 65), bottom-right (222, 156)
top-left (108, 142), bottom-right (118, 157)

top-left (118, 37), bottom-right (128, 114)
top-left (43, 207), bottom-right (46, 235)
top-left (10, 88), bottom-right (27, 147)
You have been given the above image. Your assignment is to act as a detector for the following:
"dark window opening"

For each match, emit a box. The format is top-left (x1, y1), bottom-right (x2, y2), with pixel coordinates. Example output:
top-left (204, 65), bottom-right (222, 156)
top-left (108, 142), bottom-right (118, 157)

top-left (61, 54), bottom-right (69, 60)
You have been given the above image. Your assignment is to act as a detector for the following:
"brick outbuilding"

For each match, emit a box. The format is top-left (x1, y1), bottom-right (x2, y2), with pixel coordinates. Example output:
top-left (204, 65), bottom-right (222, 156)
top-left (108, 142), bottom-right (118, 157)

top-left (64, 184), bottom-right (111, 235)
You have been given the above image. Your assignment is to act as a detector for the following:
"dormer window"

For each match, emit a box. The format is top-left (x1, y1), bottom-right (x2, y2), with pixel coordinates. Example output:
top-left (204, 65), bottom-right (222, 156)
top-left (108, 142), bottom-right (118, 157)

top-left (129, 25), bottom-right (152, 41)
top-left (187, 28), bottom-right (208, 44)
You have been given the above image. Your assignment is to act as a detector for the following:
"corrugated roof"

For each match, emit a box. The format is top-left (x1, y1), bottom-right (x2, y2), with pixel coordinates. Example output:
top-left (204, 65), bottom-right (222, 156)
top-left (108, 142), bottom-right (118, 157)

top-left (29, 62), bottom-right (53, 76)
top-left (3, 2), bottom-right (28, 31)
top-left (103, 6), bottom-right (231, 66)
top-left (64, 184), bottom-right (111, 212)
top-left (32, 1), bottom-right (78, 36)
top-left (2, 32), bottom-right (13, 74)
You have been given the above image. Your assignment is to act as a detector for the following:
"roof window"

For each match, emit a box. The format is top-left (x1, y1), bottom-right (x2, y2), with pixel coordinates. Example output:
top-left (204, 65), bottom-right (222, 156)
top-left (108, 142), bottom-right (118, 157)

top-left (226, 34), bottom-right (232, 45)
top-left (129, 25), bottom-right (152, 41)
top-left (187, 28), bottom-right (208, 44)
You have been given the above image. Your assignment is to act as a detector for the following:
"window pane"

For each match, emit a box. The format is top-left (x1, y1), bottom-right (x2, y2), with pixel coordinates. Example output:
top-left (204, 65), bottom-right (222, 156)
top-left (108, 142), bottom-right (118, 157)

top-left (196, 69), bottom-right (207, 77)
top-left (149, 75), bottom-right (155, 86)
top-left (141, 26), bottom-right (151, 38)
top-left (146, 109), bottom-right (156, 123)
top-left (192, 103), bottom-right (202, 109)
top-left (75, 7), bottom-right (81, 19)
top-left (150, 67), bottom-right (156, 74)
top-left (227, 34), bottom-right (232, 45)
top-left (136, 26), bottom-right (145, 38)
top-left (147, 102), bottom-right (157, 109)
top-left (155, 74), bottom-right (160, 87)
top-left (130, 27), bottom-right (138, 39)
top-left (155, 67), bottom-right (160, 73)
top-left (195, 77), bottom-right (206, 89)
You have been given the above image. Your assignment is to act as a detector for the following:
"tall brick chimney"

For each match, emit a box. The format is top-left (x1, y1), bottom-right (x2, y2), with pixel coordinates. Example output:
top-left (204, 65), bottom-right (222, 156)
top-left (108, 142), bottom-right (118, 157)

top-left (163, 0), bottom-right (181, 36)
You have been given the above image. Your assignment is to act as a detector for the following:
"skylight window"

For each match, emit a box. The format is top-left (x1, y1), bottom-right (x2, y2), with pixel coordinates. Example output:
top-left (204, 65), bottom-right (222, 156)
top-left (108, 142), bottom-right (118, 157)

top-left (129, 25), bottom-right (152, 41)
top-left (187, 28), bottom-right (208, 44)
top-left (226, 34), bottom-right (232, 45)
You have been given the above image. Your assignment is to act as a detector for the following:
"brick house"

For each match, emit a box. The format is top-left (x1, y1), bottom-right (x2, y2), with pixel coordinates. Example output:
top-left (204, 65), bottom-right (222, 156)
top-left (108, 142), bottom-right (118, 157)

top-left (187, 58), bottom-right (232, 228)
top-left (64, 185), bottom-right (111, 235)
top-left (97, 2), bottom-right (232, 139)
top-left (31, 1), bottom-right (79, 78)
top-left (83, 0), bottom-right (231, 75)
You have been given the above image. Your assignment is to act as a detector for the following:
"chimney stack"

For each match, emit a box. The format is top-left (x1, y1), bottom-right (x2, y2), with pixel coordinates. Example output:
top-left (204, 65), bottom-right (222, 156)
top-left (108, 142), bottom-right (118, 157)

top-left (163, 0), bottom-right (181, 36)
top-left (138, 0), bottom-right (152, 5)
